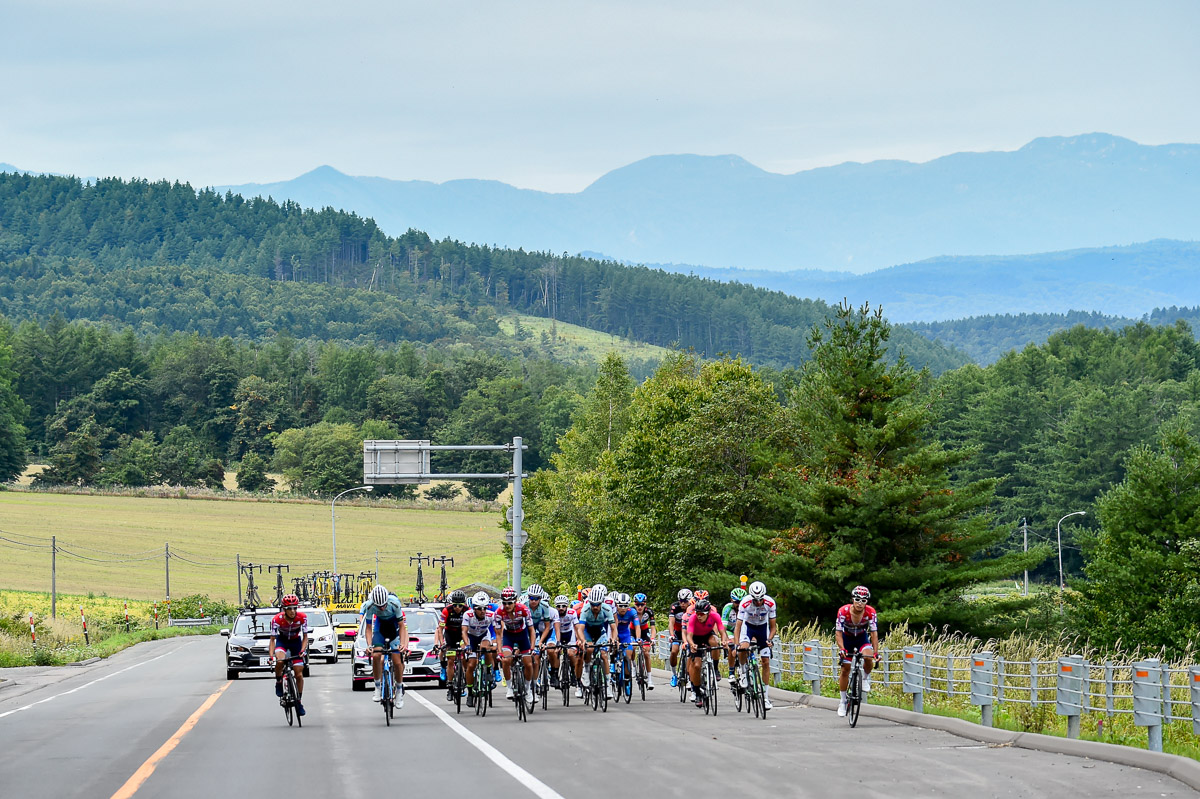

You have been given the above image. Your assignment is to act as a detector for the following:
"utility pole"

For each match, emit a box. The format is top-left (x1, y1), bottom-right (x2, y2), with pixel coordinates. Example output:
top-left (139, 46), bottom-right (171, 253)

top-left (1022, 518), bottom-right (1029, 597)
top-left (165, 543), bottom-right (171, 622)
top-left (51, 535), bottom-right (57, 619)
top-left (375, 548), bottom-right (379, 578)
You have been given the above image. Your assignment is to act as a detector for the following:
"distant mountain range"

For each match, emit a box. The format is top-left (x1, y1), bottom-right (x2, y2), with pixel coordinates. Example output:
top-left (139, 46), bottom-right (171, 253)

top-left (633, 239), bottom-right (1200, 322)
top-left (212, 133), bottom-right (1200, 274)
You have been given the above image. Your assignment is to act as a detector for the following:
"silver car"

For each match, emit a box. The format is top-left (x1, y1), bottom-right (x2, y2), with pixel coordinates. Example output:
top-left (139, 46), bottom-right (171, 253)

top-left (304, 607), bottom-right (338, 664)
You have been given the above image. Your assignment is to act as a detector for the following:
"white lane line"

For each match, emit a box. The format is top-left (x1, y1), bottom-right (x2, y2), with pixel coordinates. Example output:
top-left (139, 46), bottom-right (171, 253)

top-left (0, 647), bottom-right (181, 720)
top-left (410, 691), bottom-right (567, 799)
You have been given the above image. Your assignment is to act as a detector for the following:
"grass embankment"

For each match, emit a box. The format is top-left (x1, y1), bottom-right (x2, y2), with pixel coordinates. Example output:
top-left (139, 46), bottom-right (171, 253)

top-left (0, 491), bottom-right (508, 601)
top-left (497, 314), bottom-right (671, 363)
top-left (0, 590), bottom-right (224, 667)
top-left (775, 623), bottom-right (1200, 761)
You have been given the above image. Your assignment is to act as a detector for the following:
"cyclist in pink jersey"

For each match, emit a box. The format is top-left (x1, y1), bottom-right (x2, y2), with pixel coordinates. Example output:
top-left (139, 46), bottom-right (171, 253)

top-left (835, 585), bottom-right (880, 717)
top-left (682, 598), bottom-right (726, 708)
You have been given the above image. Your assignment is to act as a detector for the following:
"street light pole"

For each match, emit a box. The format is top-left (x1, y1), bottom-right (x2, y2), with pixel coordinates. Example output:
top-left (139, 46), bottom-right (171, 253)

top-left (1057, 511), bottom-right (1086, 594)
top-left (332, 485), bottom-right (373, 572)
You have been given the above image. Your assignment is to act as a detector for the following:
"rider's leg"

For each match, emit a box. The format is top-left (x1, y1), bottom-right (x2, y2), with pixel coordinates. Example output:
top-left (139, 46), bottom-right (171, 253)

top-left (372, 647), bottom-right (383, 682)
top-left (500, 647), bottom-right (513, 681)
top-left (522, 651), bottom-right (534, 681)
top-left (294, 662), bottom-right (304, 698)
top-left (465, 654), bottom-right (477, 688)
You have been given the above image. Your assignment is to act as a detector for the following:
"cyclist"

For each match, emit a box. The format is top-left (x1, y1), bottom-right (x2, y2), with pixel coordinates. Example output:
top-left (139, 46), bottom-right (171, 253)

top-left (722, 587), bottom-right (747, 681)
top-left (361, 583), bottom-right (408, 708)
top-left (268, 594), bottom-right (308, 717)
top-left (690, 590), bottom-right (717, 681)
top-left (526, 583), bottom-right (559, 688)
top-left (461, 591), bottom-right (498, 708)
top-left (668, 588), bottom-right (693, 688)
top-left (552, 594), bottom-right (582, 696)
top-left (495, 586), bottom-right (536, 702)
top-left (575, 584), bottom-right (617, 700)
top-left (436, 589), bottom-right (469, 696)
top-left (613, 593), bottom-right (641, 685)
top-left (735, 581), bottom-right (778, 711)
top-left (633, 592), bottom-right (656, 689)
top-left (682, 597), bottom-right (727, 708)
top-left (835, 585), bottom-right (879, 717)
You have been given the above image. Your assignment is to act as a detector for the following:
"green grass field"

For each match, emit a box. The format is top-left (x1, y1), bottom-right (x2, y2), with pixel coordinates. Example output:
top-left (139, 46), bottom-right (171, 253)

top-left (497, 314), bottom-right (671, 363)
top-left (0, 492), bottom-right (508, 602)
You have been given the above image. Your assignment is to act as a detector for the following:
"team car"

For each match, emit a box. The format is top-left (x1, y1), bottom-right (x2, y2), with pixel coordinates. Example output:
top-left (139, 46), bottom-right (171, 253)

top-left (331, 609), bottom-right (361, 657)
top-left (222, 608), bottom-right (307, 679)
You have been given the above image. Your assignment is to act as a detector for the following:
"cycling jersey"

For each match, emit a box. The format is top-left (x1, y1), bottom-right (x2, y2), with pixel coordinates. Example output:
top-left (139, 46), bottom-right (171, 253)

top-left (685, 610), bottom-right (723, 637)
top-left (736, 596), bottom-right (777, 627)
top-left (720, 602), bottom-right (738, 635)
top-left (441, 605), bottom-right (467, 645)
top-left (271, 611), bottom-right (308, 641)
top-left (554, 609), bottom-right (578, 641)
top-left (668, 601), bottom-right (692, 639)
top-left (614, 607), bottom-right (640, 643)
top-left (528, 600), bottom-right (558, 635)
top-left (636, 605), bottom-right (656, 639)
top-left (494, 603), bottom-right (533, 634)
top-left (835, 604), bottom-right (877, 637)
top-left (462, 609), bottom-right (497, 639)
top-left (578, 604), bottom-right (616, 629)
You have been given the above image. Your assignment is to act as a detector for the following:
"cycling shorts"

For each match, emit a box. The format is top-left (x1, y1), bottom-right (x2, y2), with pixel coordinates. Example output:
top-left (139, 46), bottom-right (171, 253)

top-left (443, 627), bottom-right (464, 648)
top-left (739, 622), bottom-right (771, 654)
top-left (670, 628), bottom-right (683, 644)
top-left (464, 632), bottom-right (492, 653)
top-left (842, 632), bottom-right (871, 656)
top-left (273, 637), bottom-right (305, 665)
top-left (617, 629), bottom-right (635, 645)
top-left (688, 632), bottom-right (718, 655)
top-left (501, 628), bottom-right (533, 654)
top-left (583, 626), bottom-right (610, 644)
top-left (372, 630), bottom-right (404, 652)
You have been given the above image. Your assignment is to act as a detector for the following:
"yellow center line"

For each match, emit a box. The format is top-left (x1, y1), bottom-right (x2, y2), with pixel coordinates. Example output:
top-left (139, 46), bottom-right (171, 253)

top-left (109, 680), bottom-right (232, 799)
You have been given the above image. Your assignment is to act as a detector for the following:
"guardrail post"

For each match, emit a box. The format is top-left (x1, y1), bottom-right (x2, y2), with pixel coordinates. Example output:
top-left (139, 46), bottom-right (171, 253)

top-left (1190, 666), bottom-right (1200, 736)
top-left (1105, 660), bottom-right (1114, 716)
top-left (802, 639), bottom-right (822, 695)
top-left (997, 656), bottom-right (1006, 702)
top-left (880, 647), bottom-right (889, 687)
top-left (1162, 665), bottom-right (1173, 723)
top-left (903, 645), bottom-right (925, 713)
top-left (947, 655), bottom-right (955, 696)
top-left (1031, 658), bottom-right (1039, 705)
top-left (1133, 658), bottom-right (1164, 753)
top-left (770, 640), bottom-right (782, 681)
top-left (971, 651), bottom-right (995, 727)
top-left (1056, 654), bottom-right (1084, 738)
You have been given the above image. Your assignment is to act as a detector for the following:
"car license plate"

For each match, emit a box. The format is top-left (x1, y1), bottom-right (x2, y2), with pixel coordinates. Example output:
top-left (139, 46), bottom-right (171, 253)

top-left (258, 656), bottom-right (271, 666)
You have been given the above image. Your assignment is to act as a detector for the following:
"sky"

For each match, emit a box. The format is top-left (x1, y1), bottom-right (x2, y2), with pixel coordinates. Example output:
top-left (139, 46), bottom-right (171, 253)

top-left (2, 0), bottom-right (1198, 193)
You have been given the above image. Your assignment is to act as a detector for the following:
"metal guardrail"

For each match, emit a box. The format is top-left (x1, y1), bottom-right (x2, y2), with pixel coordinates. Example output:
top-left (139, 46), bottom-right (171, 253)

top-left (167, 617), bottom-right (220, 627)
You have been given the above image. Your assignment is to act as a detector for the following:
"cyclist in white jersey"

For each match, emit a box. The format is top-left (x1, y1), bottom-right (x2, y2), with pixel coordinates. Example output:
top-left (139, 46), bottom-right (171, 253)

top-left (734, 581), bottom-right (778, 710)
top-left (551, 595), bottom-right (583, 697)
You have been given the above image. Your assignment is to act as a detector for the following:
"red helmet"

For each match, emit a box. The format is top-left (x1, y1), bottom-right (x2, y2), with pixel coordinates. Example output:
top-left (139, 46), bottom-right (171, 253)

top-left (693, 590), bottom-right (709, 601)
top-left (281, 594), bottom-right (300, 608)
top-left (501, 586), bottom-right (518, 602)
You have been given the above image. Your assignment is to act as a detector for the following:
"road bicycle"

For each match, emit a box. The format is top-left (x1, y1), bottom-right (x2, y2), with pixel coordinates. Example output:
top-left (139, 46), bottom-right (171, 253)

top-left (845, 649), bottom-right (866, 728)
top-left (276, 654), bottom-right (303, 728)
top-left (583, 642), bottom-right (610, 712)
top-left (444, 646), bottom-right (468, 714)
top-left (743, 644), bottom-right (768, 719)
top-left (675, 643), bottom-right (690, 703)
top-left (611, 643), bottom-right (634, 704)
top-left (535, 645), bottom-right (552, 711)
top-left (377, 645), bottom-right (405, 726)
top-left (507, 648), bottom-right (536, 722)
top-left (556, 644), bottom-right (578, 707)
top-left (691, 644), bottom-right (720, 716)
top-left (634, 640), bottom-right (652, 701)
top-left (469, 648), bottom-right (495, 717)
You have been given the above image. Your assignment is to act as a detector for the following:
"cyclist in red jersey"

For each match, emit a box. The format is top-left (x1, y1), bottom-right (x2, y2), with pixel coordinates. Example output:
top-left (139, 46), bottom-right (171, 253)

top-left (835, 585), bottom-right (879, 717)
top-left (495, 586), bottom-right (536, 702)
top-left (268, 594), bottom-right (308, 717)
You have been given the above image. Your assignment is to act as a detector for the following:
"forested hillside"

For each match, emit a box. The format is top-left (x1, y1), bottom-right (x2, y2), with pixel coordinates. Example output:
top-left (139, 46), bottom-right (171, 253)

top-left (0, 172), bottom-right (965, 373)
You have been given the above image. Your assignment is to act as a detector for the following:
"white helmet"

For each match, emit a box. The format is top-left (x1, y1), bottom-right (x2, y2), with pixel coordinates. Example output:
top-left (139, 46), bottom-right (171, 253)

top-left (748, 581), bottom-right (767, 600)
top-left (617, 593), bottom-right (631, 606)
top-left (588, 585), bottom-right (607, 604)
top-left (592, 583), bottom-right (607, 597)
top-left (677, 588), bottom-right (693, 602)
top-left (527, 583), bottom-right (544, 600)
top-left (472, 591), bottom-right (490, 609)
top-left (371, 584), bottom-right (389, 606)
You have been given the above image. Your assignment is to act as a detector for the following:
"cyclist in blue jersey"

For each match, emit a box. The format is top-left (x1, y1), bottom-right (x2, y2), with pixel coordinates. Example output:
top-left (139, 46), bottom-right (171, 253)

top-left (526, 584), bottom-right (559, 689)
top-left (360, 584), bottom-right (408, 708)
top-left (575, 585), bottom-right (618, 700)
top-left (613, 593), bottom-right (641, 681)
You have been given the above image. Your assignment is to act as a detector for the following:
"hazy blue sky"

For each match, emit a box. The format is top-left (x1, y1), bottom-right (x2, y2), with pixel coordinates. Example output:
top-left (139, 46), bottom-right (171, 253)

top-left (3, 0), bottom-right (1197, 192)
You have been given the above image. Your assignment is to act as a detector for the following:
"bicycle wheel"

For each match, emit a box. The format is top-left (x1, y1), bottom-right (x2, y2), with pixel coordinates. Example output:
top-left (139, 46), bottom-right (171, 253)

top-left (732, 663), bottom-right (744, 713)
top-left (282, 672), bottom-right (295, 727)
top-left (636, 654), bottom-right (646, 702)
top-left (452, 659), bottom-right (464, 714)
top-left (677, 654), bottom-right (689, 703)
top-left (514, 671), bottom-right (527, 722)
top-left (473, 662), bottom-right (485, 717)
top-left (848, 665), bottom-right (862, 728)
top-left (383, 667), bottom-right (393, 726)
top-left (706, 660), bottom-right (719, 716)
top-left (539, 656), bottom-right (550, 711)
top-left (560, 657), bottom-right (572, 707)
top-left (623, 657), bottom-right (633, 704)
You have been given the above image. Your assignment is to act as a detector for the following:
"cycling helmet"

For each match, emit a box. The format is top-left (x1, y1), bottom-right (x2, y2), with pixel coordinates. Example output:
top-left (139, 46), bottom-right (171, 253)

top-left (472, 591), bottom-right (490, 609)
top-left (606, 591), bottom-right (618, 603)
top-left (554, 594), bottom-right (569, 606)
top-left (370, 585), bottom-right (389, 607)
top-left (616, 593), bottom-right (631, 607)
top-left (730, 588), bottom-right (748, 601)
top-left (281, 594), bottom-right (299, 608)
top-left (449, 589), bottom-right (466, 605)
top-left (694, 589), bottom-right (709, 601)
top-left (677, 588), bottom-right (693, 602)
top-left (749, 581), bottom-right (767, 600)
top-left (501, 586), bottom-right (518, 603)
top-left (592, 583), bottom-right (608, 597)
top-left (577, 588), bottom-right (587, 601)
top-left (851, 585), bottom-right (871, 601)
top-left (694, 598), bottom-right (712, 614)
top-left (588, 585), bottom-right (607, 604)
top-left (527, 583), bottom-right (544, 600)
top-left (633, 592), bottom-right (647, 603)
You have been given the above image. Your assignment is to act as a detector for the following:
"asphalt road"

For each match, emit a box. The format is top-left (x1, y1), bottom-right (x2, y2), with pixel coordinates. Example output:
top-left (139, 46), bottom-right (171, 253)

top-left (0, 637), bottom-right (1193, 799)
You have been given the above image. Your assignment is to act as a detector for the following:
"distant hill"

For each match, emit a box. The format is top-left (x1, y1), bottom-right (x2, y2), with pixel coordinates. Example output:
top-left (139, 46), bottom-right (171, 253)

top-left (218, 134), bottom-right (1200, 273)
top-left (639, 240), bottom-right (1200, 322)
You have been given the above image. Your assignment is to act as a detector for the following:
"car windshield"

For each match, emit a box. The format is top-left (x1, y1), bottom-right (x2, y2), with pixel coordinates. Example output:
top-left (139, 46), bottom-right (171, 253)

top-left (332, 612), bottom-right (359, 626)
top-left (306, 610), bottom-right (329, 627)
top-left (234, 614), bottom-right (276, 635)
top-left (359, 610), bottom-right (438, 635)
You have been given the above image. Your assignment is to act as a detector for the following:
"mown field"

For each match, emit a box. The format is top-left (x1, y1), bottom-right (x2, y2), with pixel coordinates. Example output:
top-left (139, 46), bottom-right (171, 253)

top-left (0, 492), bottom-right (508, 602)
top-left (497, 313), bottom-right (671, 363)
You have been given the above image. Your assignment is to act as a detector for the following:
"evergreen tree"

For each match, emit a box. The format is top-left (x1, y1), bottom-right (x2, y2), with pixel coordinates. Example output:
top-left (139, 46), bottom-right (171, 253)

top-left (778, 302), bottom-right (1048, 633)
top-left (0, 336), bottom-right (29, 481)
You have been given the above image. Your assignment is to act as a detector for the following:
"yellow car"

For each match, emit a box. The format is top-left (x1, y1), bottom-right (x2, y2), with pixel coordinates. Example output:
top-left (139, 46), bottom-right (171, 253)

top-left (331, 608), bottom-right (361, 657)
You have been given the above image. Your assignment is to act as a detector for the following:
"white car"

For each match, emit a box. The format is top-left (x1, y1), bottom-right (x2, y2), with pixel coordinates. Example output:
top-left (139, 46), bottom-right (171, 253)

top-left (351, 607), bottom-right (442, 689)
top-left (304, 607), bottom-right (338, 664)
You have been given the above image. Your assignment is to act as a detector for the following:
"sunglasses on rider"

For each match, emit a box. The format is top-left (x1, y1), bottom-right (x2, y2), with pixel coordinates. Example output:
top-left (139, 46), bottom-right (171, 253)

top-left (852, 597), bottom-right (866, 604)
top-left (502, 600), bottom-right (515, 605)
top-left (556, 605), bottom-right (568, 610)
top-left (634, 602), bottom-right (646, 606)
top-left (589, 601), bottom-right (601, 608)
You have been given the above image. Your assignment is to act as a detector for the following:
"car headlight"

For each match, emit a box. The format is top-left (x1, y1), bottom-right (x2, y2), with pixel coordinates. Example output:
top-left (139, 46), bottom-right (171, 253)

top-left (229, 645), bottom-right (250, 654)
top-left (318, 634), bottom-right (333, 643)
